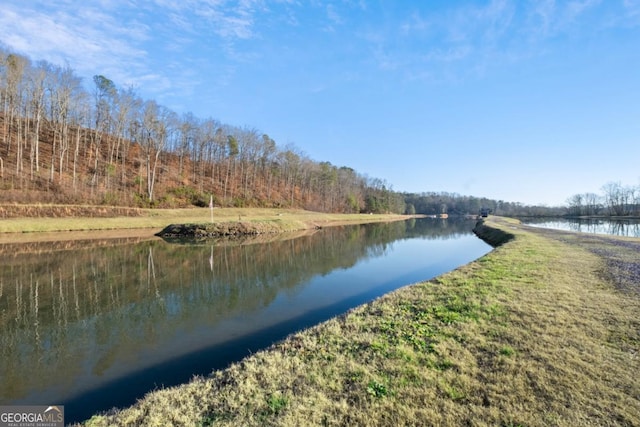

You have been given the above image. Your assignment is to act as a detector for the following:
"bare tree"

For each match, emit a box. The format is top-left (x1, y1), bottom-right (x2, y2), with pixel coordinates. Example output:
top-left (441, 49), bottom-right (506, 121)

top-left (177, 112), bottom-right (198, 179)
top-left (566, 193), bottom-right (583, 216)
top-left (4, 53), bottom-right (28, 175)
top-left (25, 61), bottom-right (48, 178)
top-left (223, 134), bottom-right (239, 202)
top-left (91, 75), bottom-right (117, 188)
top-left (602, 181), bottom-right (628, 216)
top-left (115, 87), bottom-right (140, 192)
top-left (140, 100), bottom-right (176, 202)
top-left (583, 192), bottom-right (601, 216)
top-left (0, 46), bottom-right (399, 212)
top-left (49, 64), bottom-right (83, 183)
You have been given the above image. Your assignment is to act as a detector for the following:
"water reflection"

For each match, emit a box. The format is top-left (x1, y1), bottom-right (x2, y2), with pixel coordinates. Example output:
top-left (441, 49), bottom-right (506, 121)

top-left (0, 218), bottom-right (490, 422)
top-left (524, 218), bottom-right (640, 237)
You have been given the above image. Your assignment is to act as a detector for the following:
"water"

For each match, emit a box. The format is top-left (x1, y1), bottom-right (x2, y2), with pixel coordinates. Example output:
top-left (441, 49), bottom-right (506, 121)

top-left (0, 218), bottom-right (491, 423)
top-left (523, 217), bottom-right (640, 237)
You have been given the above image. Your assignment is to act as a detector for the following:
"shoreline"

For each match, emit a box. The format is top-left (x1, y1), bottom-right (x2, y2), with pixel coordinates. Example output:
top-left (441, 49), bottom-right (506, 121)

top-left (76, 217), bottom-right (639, 426)
top-left (0, 208), bottom-right (424, 244)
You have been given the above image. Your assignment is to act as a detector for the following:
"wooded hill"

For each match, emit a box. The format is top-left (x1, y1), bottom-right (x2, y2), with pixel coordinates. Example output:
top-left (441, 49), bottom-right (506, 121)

top-left (0, 46), bottom-right (571, 217)
top-left (0, 47), bottom-right (407, 213)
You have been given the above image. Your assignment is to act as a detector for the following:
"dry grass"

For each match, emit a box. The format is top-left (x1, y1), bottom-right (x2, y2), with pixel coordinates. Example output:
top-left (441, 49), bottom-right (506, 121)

top-left (79, 217), bottom-right (639, 426)
top-left (0, 207), bottom-right (411, 240)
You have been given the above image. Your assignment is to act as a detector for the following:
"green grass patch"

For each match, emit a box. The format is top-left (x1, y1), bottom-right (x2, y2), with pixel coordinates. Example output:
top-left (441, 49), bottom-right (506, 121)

top-left (366, 379), bottom-right (390, 399)
top-left (499, 345), bottom-right (516, 357)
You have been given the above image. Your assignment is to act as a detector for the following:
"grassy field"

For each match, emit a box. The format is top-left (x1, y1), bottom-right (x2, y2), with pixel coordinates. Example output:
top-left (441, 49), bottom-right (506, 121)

top-left (0, 207), bottom-right (412, 242)
top-left (74, 216), bottom-right (639, 427)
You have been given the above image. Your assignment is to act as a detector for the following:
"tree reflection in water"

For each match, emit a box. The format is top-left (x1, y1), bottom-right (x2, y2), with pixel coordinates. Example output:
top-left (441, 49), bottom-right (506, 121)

top-left (0, 218), bottom-right (489, 422)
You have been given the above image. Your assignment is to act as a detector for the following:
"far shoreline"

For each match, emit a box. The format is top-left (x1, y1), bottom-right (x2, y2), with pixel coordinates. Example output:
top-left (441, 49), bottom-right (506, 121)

top-left (0, 207), bottom-right (427, 244)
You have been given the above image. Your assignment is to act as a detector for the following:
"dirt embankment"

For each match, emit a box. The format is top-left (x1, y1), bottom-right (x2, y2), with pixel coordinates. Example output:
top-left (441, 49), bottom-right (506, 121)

top-left (472, 218), bottom-right (515, 246)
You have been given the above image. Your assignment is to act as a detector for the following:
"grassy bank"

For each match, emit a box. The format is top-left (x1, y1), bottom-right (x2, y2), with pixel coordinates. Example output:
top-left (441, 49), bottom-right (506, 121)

top-left (0, 207), bottom-right (413, 242)
top-left (78, 217), bottom-right (639, 426)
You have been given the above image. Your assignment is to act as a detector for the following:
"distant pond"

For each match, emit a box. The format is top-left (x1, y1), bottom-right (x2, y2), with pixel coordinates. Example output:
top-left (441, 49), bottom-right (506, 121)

top-left (0, 218), bottom-right (491, 423)
top-left (523, 217), bottom-right (640, 237)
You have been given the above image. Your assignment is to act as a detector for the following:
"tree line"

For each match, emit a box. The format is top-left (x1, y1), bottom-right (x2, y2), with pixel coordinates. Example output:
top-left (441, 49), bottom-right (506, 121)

top-left (403, 192), bottom-right (566, 217)
top-left (566, 182), bottom-right (640, 217)
top-left (5, 44), bottom-right (608, 218)
top-left (0, 46), bottom-right (404, 213)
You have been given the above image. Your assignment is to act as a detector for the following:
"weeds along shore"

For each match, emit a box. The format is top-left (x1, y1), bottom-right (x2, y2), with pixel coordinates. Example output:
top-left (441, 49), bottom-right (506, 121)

top-left (79, 216), bottom-right (640, 427)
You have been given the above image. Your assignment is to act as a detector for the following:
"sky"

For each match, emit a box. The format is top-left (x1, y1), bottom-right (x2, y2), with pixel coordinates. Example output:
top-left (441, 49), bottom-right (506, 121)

top-left (1, 0), bottom-right (639, 206)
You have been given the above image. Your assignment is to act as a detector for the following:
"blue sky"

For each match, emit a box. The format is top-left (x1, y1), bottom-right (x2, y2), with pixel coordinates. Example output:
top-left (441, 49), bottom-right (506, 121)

top-left (1, 0), bottom-right (639, 206)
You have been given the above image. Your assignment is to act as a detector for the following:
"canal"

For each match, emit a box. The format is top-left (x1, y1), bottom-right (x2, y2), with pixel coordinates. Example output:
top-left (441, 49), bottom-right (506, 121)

top-left (0, 217), bottom-right (491, 423)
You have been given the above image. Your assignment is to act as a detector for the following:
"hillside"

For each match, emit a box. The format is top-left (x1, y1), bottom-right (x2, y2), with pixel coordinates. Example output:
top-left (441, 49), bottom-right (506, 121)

top-left (0, 112), bottom-right (342, 211)
top-left (0, 47), bottom-right (569, 218)
top-left (0, 47), bottom-right (404, 213)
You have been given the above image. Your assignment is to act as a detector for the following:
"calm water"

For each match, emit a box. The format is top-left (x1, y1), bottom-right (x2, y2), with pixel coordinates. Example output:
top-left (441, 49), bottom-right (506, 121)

top-left (0, 218), bottom-right (491, 423)
top-left (523, 218), bottom-right (640, 237)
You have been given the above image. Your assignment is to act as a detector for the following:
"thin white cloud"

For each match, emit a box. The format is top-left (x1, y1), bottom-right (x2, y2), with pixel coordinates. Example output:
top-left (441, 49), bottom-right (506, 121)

top-left (0, 2), bottom-right (149, 86)
top-left (2, 0), bottom-right (636, 117)
top-left (624, 0), bottom-right (640, 14)
top-left (366, 1), bottom-right (518, 78)
top-left (566, 0), bottom-right (602, 20)
top-left (477, 0), bottom-right (516, 41)
top-left (399, 12), bottom-right (429, 36)
top-left (527, 0), bottom-right (557, 39)
top-left (422, 46), bottom-right (472, 64)
top-left (615, 0), bottom-right (640, 26)
top-left (168, 0), bottom-right (264, 40)
top-left (366, 0), bottom-right (635, 82)
top-left (433, 0), bottom-right (517, 45)
top-left (526, 0), bottom-right (612, 38)
top-left (0, 0), bottom-right (273, 106)
top-left (326, 4), bottom-right (344, 26)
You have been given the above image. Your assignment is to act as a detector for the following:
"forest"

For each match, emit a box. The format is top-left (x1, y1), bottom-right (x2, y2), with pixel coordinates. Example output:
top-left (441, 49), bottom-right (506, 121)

top-left (0, 46), bottom-right (409, 214)
top-left (5, 45), bottom-right (629, 218)
top-left (565, 182), bottom-right (640, 217)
